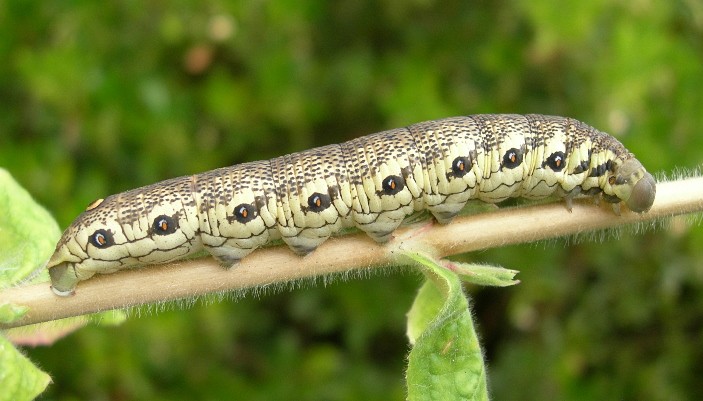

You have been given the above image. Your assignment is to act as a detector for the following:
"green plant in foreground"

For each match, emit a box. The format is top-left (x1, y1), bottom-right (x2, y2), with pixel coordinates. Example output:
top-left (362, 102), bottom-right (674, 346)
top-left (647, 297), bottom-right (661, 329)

top-left (404, 253), bottom-right (518, 400)
top-left (0, 168), bottom-right (56, 400)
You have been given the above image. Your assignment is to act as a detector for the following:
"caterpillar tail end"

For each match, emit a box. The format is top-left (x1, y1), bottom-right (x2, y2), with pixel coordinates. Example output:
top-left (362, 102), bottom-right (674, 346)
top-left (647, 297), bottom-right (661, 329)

top-left (48, 262), bottom-right (78, 297)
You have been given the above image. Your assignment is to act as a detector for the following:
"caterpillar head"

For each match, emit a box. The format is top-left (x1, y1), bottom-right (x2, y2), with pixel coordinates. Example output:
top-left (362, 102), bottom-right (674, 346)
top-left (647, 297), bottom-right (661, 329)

top-left (605, 158), bottom-right (656, 213)
top-left (47, 197), bottom-right (122, 296)
top-left (47, 192), bottom-right (193, 296)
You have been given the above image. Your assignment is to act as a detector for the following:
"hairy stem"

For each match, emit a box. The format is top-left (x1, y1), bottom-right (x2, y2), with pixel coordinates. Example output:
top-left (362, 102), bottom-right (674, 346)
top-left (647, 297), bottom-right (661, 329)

top-left (2, 176), bottom-right (702, 329)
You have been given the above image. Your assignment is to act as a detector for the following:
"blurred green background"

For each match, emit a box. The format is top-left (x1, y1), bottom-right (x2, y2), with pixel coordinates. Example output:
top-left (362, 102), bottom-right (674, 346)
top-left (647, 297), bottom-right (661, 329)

top-left (2, 0), bottom-right (703, 400)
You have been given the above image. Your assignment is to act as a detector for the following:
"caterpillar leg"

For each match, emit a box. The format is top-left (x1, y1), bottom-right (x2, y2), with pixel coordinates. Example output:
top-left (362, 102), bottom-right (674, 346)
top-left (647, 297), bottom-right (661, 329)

top-left (282, 230), bottom-right (332, 255)
top-left (204, 245), bottom-right (246, 268)
top-left (429, 210), bottom-right (460, 225)
top-left (365, 229), bottom-right (394, 243)
top-left (425, 191), bottom-right (473, 224)
top-left (207, 248), bottom-right (241, 267)
top-left (276, 223), bottom-right (338, 255)
top-left (560, 187), bottom-right (582, 212)
top-left (355, 214), bottom-right (405, 243)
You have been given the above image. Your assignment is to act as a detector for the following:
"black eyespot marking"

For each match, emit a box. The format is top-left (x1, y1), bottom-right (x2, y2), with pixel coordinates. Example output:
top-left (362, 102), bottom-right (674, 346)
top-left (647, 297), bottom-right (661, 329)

top-left (233, 203), bottom-right (257, 223)
top-left (381, 175), bottom-right (405, 195)
top-left (153, 215), bottom-right (178, 235)
top-left (608, 176), bottom-right (617, 185)
top-left (307, 192), bottom-right (331, 212)
top-left (545, 151), bottom-right (566, 172)
top-left (502, 148), bottom-right (523, 169)
top-left (451, 156), bottom-right (471, 177)
top-left (90, 229), bottom-right (114, 248)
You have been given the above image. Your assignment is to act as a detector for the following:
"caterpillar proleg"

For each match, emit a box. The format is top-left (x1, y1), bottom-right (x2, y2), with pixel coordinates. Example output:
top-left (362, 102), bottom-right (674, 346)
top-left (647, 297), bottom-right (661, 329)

top-left (47, 114), bottom-right (656, 295)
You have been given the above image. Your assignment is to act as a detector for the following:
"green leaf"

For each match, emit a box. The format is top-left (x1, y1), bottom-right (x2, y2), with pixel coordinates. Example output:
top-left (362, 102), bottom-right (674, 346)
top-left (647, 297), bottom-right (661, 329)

top-left (406, 278), bottom-right (446, 345)
top-left (0, 335), bottom-right (51, 401)
top-left (0, 169), bottom-right (58, 398)
top-left (0, 168), bottom-right (61, 287)
top-left (0, 302), bottom-right (29, 324)
top-left (443, 260), bottom-right (520, 287)
top-left (403, 251), bottom-right (489, 401)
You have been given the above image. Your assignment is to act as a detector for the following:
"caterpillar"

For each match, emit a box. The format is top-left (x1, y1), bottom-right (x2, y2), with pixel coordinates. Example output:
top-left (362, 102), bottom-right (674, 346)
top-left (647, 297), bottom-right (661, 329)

top-left (47, 114), bottom-right (656, 295)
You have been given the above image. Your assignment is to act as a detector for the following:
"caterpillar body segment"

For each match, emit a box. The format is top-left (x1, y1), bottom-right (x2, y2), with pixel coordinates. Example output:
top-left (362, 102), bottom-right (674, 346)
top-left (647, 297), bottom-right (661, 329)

top-left (47, 114), bottom-right (656, 295)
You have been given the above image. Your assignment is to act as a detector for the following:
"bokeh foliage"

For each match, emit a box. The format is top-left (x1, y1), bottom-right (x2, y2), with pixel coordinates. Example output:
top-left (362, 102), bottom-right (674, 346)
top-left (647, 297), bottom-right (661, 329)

top-left (1, 0), bottom-right (702, 399)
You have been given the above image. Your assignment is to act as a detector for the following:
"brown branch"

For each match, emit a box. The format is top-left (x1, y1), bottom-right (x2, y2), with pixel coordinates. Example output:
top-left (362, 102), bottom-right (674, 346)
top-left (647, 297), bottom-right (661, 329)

top-left (2, 176), bottom-right (702, 329)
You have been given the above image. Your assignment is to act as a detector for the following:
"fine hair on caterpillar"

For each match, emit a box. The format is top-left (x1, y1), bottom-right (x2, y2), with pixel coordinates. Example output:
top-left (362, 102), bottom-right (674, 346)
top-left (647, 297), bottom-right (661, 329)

top-left (47, 114), bottom-right (656, 295)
